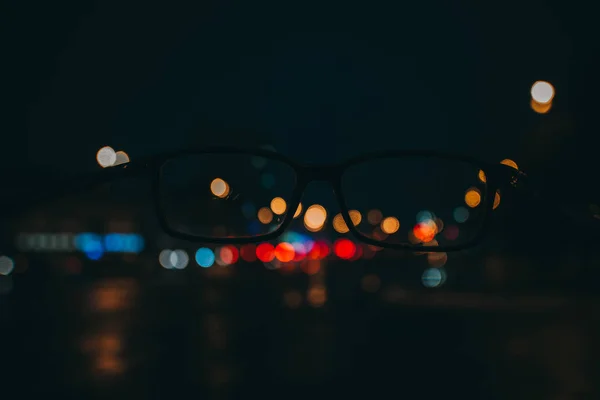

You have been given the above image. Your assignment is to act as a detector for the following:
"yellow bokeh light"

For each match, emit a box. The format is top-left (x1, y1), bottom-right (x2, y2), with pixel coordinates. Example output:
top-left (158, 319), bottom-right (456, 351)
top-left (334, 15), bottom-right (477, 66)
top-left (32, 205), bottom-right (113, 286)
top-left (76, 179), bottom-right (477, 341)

top-left (349, 210), bottom-right (362, 226)
top-left (270, 197), bottom-right (287, 215)
top-left (380, 217), bottom-right (400, 234)
top-left (333, 213), bottom-right (349, 234)
top-left (478, 170), bottom-right (487, 183)
top-left (500, 159), bottom-right (519, 170)
top-left (293, 203), bottom-right (303, 218)
top-left (531, 98), bottom-right (552, 114)
top-left (210, 178), bottom-right (229, 198)
top-left (493, 190), bottom-right (501, 210)
top-left (464, 188), bottom-right (482, 208)
top-left (367, 209), bottom-right (383, 225)
top-left (531, 81), bottom-right (555, 104)
top-left (307, 285), bottom-right (327, 307)
top-left (304, 204), bottom-right (327, 232)
top-left (257, 207), bottom-right (273, 224)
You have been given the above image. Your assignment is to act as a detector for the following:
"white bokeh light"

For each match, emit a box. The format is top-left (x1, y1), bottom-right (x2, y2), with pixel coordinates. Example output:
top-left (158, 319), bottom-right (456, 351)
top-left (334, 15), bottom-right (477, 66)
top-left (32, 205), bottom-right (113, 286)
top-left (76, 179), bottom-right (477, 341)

top-left (96, 146), bottom-right (117, 168)
top-left (531, 81), bottom-right (555, 104)
top-left (0, 256), bottom-right (15, 276)
top-left (114, 151), bottom-right (130, 166)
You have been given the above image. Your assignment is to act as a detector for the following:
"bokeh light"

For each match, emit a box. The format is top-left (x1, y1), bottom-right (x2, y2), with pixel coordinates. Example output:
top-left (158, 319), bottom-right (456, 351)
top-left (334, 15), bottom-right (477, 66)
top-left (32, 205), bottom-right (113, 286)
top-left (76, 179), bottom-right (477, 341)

top-left (274, 242), bottom-right (295, 262)
top-left (500, 159), bottom-right (519, 170)
top-left (478, 170), bottom-right (487, 183)
top-left (531, 98), bottom-right (552, 114)
top-left (258, 207), bottom-right (274, 224)
top-left (270, 197), bottom-right (287, 215)
top-left (453, 207), bottom-right (470, 223)
top-left (531, 81), bottom-right (555, 104)
top-left (210, 178), bottom-right (230, 198)
top-left (96, 146), bottom-right (117, 168)
top-left (381, 217), bottom-right (400, 234)
top-left (219, 245), bottom-right (239, 265)
top-left (0, 256), bottom-right (15, 276)
top-left (333, 238), bottom-right (356, 260)
top-left (348, 210), bottom-right (362, 226)
top-left (256, 243), bottom-right (275, 262)
top-left (422, 268), bottom-right (447, 288)
top-left (493, 190), bottom-right (501, 210)
top-left (293, 203), bottom-right (303, 218)
top-left (333, 213), bottom-right (349, 233)
top-left (195, 248), bottom-right (215, 268)
top-left (413, 220), bottom-right (437, 243)
top-left (367, 209), bottom-right (383, 225)
top-left (464, 188), bottom-right (482, 208)
top-left (114, 151), bottom-right (130, 166)
top-left (307, 285), bottom-right (327, 307)
top-left (304, 204), bottom-right (327, 232)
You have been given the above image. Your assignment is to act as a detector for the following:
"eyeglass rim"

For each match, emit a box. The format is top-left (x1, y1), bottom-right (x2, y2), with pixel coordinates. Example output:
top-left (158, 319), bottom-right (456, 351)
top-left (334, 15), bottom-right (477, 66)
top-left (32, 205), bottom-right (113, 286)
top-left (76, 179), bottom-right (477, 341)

top-left (150, 146), bottom-right (514, 252)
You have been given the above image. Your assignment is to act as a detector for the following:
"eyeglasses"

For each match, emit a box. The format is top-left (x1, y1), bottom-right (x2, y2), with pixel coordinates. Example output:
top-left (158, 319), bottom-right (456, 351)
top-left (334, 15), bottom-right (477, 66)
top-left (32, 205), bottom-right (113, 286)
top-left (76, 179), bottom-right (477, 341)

top-left (5, 147), bottom-right (535, 253)
top-left (94, 147), bottom-right (526, 253)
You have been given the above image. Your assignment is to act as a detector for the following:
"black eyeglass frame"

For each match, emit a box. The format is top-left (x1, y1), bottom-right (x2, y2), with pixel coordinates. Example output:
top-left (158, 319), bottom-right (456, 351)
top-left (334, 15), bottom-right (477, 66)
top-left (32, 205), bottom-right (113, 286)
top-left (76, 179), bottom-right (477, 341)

top-left (145, 146), bottom-right (519, 252)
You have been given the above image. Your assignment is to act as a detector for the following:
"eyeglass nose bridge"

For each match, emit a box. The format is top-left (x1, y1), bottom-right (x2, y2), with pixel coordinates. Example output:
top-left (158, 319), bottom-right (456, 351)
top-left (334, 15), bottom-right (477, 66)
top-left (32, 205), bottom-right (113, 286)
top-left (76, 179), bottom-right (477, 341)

top-left (299, 164), bottom-right (342, 184)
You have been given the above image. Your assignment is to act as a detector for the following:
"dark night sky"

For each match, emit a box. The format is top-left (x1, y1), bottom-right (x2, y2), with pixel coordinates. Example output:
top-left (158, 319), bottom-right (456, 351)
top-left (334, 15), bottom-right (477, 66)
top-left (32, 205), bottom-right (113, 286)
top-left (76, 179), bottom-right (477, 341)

top-left (4, 1), bottom-right (599, 175)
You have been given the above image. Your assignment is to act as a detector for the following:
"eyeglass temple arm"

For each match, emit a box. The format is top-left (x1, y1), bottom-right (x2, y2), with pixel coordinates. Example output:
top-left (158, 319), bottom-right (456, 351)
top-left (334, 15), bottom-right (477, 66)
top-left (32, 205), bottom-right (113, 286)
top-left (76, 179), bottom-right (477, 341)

top-left (0, 160), bottom-right (151, 222)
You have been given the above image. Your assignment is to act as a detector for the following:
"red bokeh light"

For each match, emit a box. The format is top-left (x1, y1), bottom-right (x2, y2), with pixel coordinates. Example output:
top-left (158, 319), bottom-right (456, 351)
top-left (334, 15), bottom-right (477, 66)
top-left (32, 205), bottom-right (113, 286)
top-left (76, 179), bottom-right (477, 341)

top-left (240, 244), bottom-right (257, 262)
top-left (443, 225), bottom-right (459, 241)
top-left (333, 239), bottom-right (356, 260)
top-left (307, 240), bottom-right (330, 260)
top-left (275, 242), bottom-right (295, 262)
top-left (301, 260), bottom-right (321, 275)
top-left (219, 245), bottom-right (239, 265)
top-left (413, 221), bottom-right (437, 243)
top-left (256, 243), bottom-right (275, 262)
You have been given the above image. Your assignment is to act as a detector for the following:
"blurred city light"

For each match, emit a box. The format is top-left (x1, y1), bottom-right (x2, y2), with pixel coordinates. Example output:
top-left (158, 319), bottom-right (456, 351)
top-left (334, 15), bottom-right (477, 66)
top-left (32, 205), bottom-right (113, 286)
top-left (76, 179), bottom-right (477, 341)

top-left (219, 245), bottom-right (239, 265)
top-left (493, 190), bottom-right (501, 210)
top-left (210, 178), bottom-right (230, 198)
top-left (240, 244), bottom-right (257, 262)
top-left (367, 209), bottom-right (383, 225)
top-left (531, 81), bottom-right (555, 104)
top-left (293, 203), bottom-right (303, 218)
top-left (500, 159), bottom-right (519, 170)
top-left (113, 151), bottom-right (130, 166)
top-left (195, 248), bottom-right (215, 267)
top-left (96, 146), bottom-right (117, 168)
top-left (304, 204), bottom-right (327, 232)
top-left (531, 81), bottom-right (555, 114)
top-left (478, 170), bottom-right (487, 183)
top-left (256, 243), bottom-right (275, 262)
top-left (381, 216), bottom-right (400, 234)
top-left (422, 267), bottom-right (447, 288)
top-left (333, 213), bottom-right (350, 233)
top-left (464, 188), bottom-right (482, 208)
top-left (453, 207), bottom-right (470, 223)
top-left (274, 242), bottom-right (295, 262)
top-left (270, 197), bottom-right (287, 215)
top-left (531, 98), bottom-right (552, 114)
top-left (333, 238), bottom-right (356, 260)
top-left (307, 284), bottom-right (327, 307)
top-left (257, 207), bottom-right (274, 224)
top-left (0, 256), bottom-right (15, 276)
top-left (349, 210), bottom-right (362, 226)
top-left (413, 220), bottom-right (437, 243)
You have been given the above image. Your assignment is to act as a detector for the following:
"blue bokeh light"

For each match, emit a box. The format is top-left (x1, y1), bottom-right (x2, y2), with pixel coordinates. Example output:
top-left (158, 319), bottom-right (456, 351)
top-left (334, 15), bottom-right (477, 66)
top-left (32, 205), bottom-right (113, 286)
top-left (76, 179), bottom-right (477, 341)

top-left (195, 248), bottom-right (215, 268)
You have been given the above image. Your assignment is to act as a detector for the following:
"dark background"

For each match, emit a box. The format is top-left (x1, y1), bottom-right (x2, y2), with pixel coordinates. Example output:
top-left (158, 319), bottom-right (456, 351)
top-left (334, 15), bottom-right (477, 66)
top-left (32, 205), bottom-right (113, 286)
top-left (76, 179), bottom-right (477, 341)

top-left (2, 1), bottom-right (600, 399)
